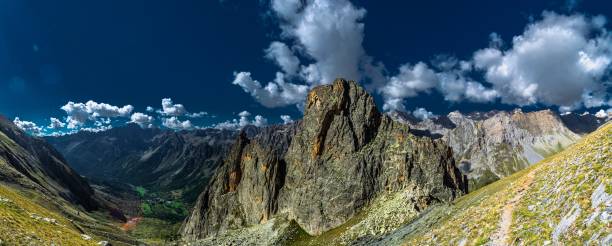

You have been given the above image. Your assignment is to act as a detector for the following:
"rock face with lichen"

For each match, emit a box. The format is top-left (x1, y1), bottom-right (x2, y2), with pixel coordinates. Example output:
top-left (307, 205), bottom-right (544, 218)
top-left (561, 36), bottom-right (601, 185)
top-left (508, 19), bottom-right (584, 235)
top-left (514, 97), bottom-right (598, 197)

top-left (181, 79), bottom-right (467, 240)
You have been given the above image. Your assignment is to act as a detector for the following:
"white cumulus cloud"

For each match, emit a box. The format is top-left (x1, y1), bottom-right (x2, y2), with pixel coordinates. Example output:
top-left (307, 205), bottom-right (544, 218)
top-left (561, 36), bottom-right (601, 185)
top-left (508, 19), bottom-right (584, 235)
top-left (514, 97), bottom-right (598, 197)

top-left (13, 117), bottom-right (42, 135)
top-left (156, 98), bottom-right (207, 118)
top-left (60, 100), bottom-right (133, 129)
top-left (594, 109), bottom-right (610, 118)
top-left (130, 113), bottom-right (154, 128)
top-left (160, 98), bottom-right (187, 116)
top-left (47, 117), bottom-right (65, 130)
top-left (381, 61), bottom-right (498, 111)
top-left (381, 11), bottom-right (610, 112)
top-left (280, 115), bottom-right (293, 124)
top-left (234, 0), bottom-right (383, 109)
top-left (265, 41), bottom-right (300, 76)
top-left (473, 12), bottom-right (611, 108)
top-left (162, 117), bottom-right (193, 130)
top-left (232, 71), bottom-right (309, 108)
top-left (214, 110), bottom-right (269, 130)
top-left (412, 108), bottom-right (435, 120)
top-left (380, 62), bottom-right (437, 111)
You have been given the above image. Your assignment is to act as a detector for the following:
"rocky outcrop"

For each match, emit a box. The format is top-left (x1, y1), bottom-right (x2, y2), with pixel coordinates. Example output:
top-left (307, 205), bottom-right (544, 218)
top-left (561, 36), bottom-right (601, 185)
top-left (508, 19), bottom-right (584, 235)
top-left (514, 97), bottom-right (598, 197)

top-left (0, 116), bottom-right (99, 210)
top-left (181, 79), bottom-right (467, 240)
top-left (182, 123), bottom-right (299, 239)
top-left (47, 124), bottom-right (236, 201)
top-left (392, 108), bottom-right (583, 189)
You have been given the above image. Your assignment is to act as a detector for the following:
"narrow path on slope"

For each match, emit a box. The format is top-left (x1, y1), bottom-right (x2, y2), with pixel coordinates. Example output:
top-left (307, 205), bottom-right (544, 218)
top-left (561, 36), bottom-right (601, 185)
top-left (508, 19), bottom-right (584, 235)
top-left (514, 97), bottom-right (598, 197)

top-left (491, 170), bottom-right (535, 246)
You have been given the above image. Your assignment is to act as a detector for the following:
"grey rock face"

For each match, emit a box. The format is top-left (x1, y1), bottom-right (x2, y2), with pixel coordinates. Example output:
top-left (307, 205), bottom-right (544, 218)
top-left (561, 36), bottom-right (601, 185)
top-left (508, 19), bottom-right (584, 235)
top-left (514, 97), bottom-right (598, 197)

top-left (181, 123), bottom-right (299, 239)
top-left (181, 79), bottom-right (466, 240)
top-left (391, 108), bottom-right (584, 189)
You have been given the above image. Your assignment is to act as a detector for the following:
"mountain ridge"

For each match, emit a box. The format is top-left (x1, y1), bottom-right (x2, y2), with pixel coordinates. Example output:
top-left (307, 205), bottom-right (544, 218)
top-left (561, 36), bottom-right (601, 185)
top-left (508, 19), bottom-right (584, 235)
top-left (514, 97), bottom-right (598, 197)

top-left (389, 108), bottom-right (600, 189)
top-left (46, 123), bottom-right (237, 201)
top-left (0, 115), bottom-right (99, 211)
top-left (180, 78), bottom-right (467, 243)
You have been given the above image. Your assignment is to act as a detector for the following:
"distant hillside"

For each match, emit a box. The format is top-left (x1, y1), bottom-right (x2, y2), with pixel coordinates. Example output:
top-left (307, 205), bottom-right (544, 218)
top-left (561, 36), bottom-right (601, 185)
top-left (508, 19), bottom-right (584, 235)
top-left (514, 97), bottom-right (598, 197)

top-left (0, 116), bottom-right (98, 210)
top-left (0, 116), bottom-right (141, 245)
top-left (560, 112), bottom-right (609, 135)
top-left (390, 109), bottom-right (602, 189)
top-left (46, 124), bottom-right (236, 201)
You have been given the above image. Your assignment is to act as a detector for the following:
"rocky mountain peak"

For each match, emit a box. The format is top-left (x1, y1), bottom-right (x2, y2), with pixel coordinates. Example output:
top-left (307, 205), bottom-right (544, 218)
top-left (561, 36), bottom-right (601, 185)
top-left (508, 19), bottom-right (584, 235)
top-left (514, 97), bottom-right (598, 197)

top-left (181, 79), bottom-right (466, 240)
top-left (303, 78), bottom-right (381, 157)
top-left (510, 109), bottom-right (565, 134)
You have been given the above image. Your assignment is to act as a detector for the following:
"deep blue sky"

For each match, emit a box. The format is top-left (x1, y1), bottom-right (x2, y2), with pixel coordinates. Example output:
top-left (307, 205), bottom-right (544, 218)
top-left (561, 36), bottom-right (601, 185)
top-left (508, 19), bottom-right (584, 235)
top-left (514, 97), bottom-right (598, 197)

top-left (0, 0), bottom-right (610, 130)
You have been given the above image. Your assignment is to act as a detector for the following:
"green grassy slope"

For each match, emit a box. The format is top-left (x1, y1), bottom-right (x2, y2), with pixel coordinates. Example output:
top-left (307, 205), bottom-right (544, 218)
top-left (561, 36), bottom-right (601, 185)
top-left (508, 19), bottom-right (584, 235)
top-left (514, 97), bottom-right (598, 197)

top-left (397, 123), bottom-right (611, 245)
top-left (0, 184), bottom-right (94, 245)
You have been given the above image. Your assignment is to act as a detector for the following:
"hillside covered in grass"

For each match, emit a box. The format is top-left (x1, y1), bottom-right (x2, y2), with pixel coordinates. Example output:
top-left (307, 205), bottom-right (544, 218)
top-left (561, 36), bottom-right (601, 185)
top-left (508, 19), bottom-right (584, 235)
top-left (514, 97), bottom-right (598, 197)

top-left (0, 185), bottom-right (94, 245)
top-left (374, 123), bottom-right (611, 245)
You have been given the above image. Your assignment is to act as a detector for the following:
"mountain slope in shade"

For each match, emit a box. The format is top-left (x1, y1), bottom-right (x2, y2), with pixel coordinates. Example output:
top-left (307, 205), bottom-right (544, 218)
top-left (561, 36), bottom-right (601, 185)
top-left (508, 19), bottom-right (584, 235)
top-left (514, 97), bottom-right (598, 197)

top-left (366, 122), bottom-right (611, 245)
top-left (391, 109), bottom-right (588, 189)
top-left (180, 79), bottom-right (467, 243)
top-left (560, 112), bottom-right (609, 135)
top-left (46, 124), bottom-right (236, 201)
top-left (0, 116), bottom-right (144, 245)
top-left (0, 116), bottom-right (98, 210)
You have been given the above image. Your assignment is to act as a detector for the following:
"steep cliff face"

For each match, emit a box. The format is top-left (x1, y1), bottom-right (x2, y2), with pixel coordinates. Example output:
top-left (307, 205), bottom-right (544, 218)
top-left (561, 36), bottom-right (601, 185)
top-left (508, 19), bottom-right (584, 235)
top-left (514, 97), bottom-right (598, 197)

top-left (182, 123), bottom-right (299, 239)
top-left (392, 108), bottom-right (583, 189)
top-left (181, 79), bottom-right (467, 240)
top-left (0, 116), bottom-right (98, 210)
top-left (47, 124), bottom-right (236, 200)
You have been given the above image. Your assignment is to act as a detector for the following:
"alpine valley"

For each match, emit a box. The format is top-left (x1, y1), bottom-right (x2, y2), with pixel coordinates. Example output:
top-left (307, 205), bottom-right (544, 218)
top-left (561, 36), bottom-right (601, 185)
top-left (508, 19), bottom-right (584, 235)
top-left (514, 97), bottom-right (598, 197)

top-left (1, 79), bottom-right (609, 245)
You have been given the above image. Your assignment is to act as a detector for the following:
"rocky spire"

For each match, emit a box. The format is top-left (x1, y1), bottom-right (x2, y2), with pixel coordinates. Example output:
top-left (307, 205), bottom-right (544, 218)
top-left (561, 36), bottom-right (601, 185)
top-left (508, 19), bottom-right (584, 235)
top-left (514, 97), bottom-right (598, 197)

top-left (181, 78), bottom-right (467, 239)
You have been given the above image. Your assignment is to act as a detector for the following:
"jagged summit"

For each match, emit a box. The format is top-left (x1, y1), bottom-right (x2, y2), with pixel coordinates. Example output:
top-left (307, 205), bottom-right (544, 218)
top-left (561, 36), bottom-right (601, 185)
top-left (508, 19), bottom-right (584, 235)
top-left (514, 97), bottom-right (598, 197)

top-left (181, 78), bottom-right (467, 243)
top-left (301, 79), bottom-right (382, 158)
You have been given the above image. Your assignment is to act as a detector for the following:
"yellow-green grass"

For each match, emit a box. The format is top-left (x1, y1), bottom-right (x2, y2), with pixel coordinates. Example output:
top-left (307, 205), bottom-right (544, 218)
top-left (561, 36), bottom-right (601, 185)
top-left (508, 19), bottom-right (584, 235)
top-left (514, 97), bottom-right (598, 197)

top-left (128, 217), bottom-right (181, 245)
top-left (509, 122), bottom-right (611, 244)
top-left (403, 123), bottom-right (611, 245)
top-left (289, 204), bottom-right (370, 245)
top-left (0, 184), bottom-right (95, 245)
top-left (290, 190), bottom-right (422, 245)
top-left (402, 160), bottom-right (539, 245)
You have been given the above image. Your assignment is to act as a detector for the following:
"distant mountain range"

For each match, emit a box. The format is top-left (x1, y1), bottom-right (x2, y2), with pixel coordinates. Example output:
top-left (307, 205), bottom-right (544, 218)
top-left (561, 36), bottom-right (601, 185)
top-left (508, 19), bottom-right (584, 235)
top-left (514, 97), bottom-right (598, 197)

top-left (46, 124), bottom-right (236, 201)
top-left (0, 79), bottom-right (608, 245)
top-left (389, 109), bottom-right (608, 189)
